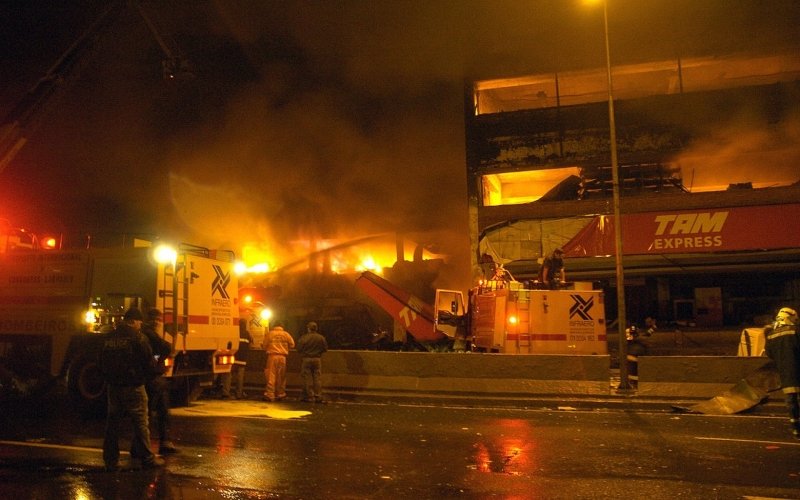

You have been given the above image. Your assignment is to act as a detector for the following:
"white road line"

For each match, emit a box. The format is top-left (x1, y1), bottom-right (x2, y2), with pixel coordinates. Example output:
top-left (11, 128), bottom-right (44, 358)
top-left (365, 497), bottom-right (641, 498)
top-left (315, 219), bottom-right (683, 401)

top-left (694, 436), bottom-right (800, 446)
top-left (0, 440), bottom-right (120, 454)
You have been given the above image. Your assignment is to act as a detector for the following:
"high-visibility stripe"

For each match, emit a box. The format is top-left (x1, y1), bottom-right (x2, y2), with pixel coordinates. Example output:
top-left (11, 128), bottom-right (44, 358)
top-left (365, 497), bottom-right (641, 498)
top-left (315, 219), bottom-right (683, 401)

top-left (163, 314), bottom-right (238, 325)
top-left (767, 330), bottom-right (797, 340)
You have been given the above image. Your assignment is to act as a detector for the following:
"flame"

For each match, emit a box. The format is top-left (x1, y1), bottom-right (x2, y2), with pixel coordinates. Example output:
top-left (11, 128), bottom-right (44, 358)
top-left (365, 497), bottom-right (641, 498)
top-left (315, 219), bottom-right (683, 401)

top-left (238, 237), bottom-right (444, 277)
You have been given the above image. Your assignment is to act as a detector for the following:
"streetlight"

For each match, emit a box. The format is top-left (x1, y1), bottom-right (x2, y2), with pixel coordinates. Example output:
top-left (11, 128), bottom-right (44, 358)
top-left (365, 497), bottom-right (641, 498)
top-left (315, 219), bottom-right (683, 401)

top-left (590, 0), bottom-right (630, 390)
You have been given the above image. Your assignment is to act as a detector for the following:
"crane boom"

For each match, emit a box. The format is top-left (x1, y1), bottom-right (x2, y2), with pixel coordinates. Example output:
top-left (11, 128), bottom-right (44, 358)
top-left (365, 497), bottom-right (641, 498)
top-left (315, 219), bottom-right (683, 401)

top-left (0, 2), bottom-right (123, 175)
top-left (0, 1), bottom-right (190, 175)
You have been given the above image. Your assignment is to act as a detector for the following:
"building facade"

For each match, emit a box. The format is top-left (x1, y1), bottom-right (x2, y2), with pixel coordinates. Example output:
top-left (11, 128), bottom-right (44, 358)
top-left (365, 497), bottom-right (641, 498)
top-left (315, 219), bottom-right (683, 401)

top-left (465, 51), bottom-right (800, 327)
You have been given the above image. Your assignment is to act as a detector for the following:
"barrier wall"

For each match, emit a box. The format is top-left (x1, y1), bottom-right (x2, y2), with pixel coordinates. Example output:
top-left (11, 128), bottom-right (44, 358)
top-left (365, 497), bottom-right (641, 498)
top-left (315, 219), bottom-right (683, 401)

top-left (637, 356), bottom-right (775, 398)
top-left (247, 350), bottom-right (612, 396)
top-left (245, 351), bottom-right (776, 399)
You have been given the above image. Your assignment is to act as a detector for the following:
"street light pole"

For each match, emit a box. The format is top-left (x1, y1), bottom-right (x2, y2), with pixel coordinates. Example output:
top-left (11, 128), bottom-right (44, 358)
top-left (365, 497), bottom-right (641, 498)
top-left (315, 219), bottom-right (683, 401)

top-left (600, 0), bottom-right (630, 391)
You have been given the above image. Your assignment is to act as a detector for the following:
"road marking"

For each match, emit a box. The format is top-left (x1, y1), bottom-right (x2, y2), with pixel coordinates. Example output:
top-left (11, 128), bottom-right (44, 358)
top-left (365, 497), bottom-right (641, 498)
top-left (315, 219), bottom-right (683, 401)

top-left (694, 436), bottom-right (800, 446)
top-left (0, 440), bottom-right (118, 454)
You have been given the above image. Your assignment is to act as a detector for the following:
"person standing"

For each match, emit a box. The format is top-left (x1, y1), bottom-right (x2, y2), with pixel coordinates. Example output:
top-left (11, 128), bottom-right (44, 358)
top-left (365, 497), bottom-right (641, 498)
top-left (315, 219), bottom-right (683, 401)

top-left (764, 306), bottom-right (800, 440)
top-left (99, 307), bottom-right (164, 471)
top-left (263, 321), bottom-right (295, 402)
top-left (538, 248), bottom-right (566, 289)
top-left (625, 325), bottom-right (648, 389)
top-left (223, 319), bottom-right (252, 399)
top-left (140, 308), bottom-right (178, 454)
top-left (296, 321), bottom-right (328, 403)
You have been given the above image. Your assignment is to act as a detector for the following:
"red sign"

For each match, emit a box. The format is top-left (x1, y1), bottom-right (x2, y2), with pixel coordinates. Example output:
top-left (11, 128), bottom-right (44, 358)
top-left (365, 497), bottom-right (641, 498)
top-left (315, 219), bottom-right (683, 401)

top-left (563, 203), bottom-right (800, 257)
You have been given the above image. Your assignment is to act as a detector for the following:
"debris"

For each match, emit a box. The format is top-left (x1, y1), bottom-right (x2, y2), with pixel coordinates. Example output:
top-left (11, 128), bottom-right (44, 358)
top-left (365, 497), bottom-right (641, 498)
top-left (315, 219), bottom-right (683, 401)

top-left (671, 364), bottom-right (780, 415)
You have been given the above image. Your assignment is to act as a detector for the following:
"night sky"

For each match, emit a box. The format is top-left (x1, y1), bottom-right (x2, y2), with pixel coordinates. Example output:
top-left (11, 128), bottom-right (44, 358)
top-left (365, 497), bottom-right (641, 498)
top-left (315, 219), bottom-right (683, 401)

top-left (1, 0), bottom-right (798, 283)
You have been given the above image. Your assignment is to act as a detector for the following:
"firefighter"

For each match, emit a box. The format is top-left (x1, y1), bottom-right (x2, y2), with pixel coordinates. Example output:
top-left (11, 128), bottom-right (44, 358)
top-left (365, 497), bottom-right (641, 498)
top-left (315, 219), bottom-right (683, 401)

top-left (99, 308), bottom-right (164, 471)
top-left (764, 306), bottom-right (800, 440)
top-left (262, 320), bottom-right (295, 402)
top-left (626, 325), bottom-right (648, 388)
top-left (296, 321), bottom-right (329, 403)
top-left (141, 308), bottom-right (178, 454)
top-left (538, 248), bottom-right (565, 289)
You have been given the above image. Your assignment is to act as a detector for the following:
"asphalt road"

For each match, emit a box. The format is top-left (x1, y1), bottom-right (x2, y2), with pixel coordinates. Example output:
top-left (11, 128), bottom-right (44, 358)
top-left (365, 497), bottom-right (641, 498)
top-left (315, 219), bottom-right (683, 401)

top-left (0, 393), bottom-right (798, 499)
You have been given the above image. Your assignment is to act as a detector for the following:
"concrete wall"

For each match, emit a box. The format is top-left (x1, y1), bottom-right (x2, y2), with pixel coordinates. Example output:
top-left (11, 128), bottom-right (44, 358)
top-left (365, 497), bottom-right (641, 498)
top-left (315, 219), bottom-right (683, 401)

top-left (244, 350), bottom-right (776, 399)
top-left (246, 350), bottom-right (612, 396)
top-left (637, 356), bottom-right (775, 398)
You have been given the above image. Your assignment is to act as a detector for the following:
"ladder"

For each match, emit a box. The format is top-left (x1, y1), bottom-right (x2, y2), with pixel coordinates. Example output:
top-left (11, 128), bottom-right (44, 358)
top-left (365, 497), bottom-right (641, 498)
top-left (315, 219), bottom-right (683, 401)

top-left (515, 297), bottom-right (532, 353)
top-left (158, 253), bottom-right (190, 351)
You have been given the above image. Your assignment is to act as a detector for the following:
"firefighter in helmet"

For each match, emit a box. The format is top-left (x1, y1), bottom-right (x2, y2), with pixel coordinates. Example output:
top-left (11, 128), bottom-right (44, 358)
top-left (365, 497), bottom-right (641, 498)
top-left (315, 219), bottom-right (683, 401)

top-left (625, 325), bottom-right (648, 388)
top-left (764, 306), bottom-right (800, 440)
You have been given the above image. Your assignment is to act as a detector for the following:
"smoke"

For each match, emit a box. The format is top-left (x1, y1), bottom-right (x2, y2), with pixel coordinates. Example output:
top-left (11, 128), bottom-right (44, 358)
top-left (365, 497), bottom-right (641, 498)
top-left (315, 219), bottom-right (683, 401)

top-left (674, 92), bottom-right (800, 192)
top-left (161, 68), bottom-right (467, 258)
top-left (1, 0), bottom-right (798, 292)
top-left (106, 0), bottom-right (800, 290)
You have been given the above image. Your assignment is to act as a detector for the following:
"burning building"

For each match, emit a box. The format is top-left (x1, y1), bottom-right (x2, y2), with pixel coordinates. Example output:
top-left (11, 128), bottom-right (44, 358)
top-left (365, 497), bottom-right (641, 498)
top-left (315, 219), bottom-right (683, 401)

top-left (465, 50), bottom-right (800, 327)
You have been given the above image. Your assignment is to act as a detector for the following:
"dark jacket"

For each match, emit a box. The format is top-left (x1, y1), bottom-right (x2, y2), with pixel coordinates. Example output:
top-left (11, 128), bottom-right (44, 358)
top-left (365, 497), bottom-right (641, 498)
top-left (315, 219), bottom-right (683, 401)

top-left (538, 253), bottom-right (564, 284)
top-left (296, 332), bottom-right (328, 358)
top-left (100, 323), bottom-right (154, 386)
top-left (141, 321), bottom-right (171, 376)
top-left (765, 323), bottom-right (800, 392)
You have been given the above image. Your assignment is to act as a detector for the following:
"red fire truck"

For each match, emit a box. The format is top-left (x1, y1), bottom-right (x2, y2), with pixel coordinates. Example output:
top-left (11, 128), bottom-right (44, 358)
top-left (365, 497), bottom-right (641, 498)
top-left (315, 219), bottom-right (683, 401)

top-left (0, 227), bottom-right (240, 411)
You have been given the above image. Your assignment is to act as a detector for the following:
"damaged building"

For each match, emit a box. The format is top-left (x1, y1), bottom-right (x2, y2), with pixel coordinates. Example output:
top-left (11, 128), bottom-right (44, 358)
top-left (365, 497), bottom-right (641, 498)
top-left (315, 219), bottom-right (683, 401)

top-left (465, 51), bottom-right (800, 327)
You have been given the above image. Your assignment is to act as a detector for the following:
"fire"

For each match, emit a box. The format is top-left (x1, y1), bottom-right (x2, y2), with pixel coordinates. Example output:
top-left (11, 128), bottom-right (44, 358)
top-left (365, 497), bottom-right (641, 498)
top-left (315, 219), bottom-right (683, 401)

top-left (238, 235), bottom-right (444, 277)
top-left (355, 255), bottom-right (380, 273)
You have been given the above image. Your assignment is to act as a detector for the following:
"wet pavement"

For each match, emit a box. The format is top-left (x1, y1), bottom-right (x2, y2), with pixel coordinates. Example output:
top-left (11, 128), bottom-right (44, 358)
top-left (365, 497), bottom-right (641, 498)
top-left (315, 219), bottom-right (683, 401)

top-left (1, 392), bottom-right (799, 499)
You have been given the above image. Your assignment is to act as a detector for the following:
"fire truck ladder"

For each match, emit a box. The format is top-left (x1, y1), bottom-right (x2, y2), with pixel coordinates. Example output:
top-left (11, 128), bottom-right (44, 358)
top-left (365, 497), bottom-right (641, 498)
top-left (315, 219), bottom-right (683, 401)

top-left (513, 295), bottom-right (532, 353)
top-left (159, 253), bottom-right (191, 351)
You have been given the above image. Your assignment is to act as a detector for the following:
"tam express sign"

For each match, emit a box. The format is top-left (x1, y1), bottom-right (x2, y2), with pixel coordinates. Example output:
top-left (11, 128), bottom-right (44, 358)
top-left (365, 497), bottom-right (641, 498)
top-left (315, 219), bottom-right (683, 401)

top-left (564, 203), bottom-right (800, 256)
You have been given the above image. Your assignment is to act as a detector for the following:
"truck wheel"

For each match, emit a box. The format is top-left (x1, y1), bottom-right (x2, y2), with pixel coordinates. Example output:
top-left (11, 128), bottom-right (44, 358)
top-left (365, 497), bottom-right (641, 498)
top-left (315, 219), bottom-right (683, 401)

top-left (67, 355), bottom-right (106, 415)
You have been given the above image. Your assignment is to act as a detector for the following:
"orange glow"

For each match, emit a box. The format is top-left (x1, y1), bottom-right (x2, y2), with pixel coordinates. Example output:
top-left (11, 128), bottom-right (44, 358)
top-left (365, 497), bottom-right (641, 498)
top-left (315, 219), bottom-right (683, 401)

top-left (483, 167), bottom-right (582, 206)
top-left (355, 255), bottom-right (380, 272)
top-left (238, 236), bottom-right (444, 277)
top-left (217, 355), bottom-right (235, 366)
top-left (470, 419), bottom-right (535, 475)
top-left (40, 236), bottom-right (57, 249)
top-left (240, 244), bottom-right (277, 273)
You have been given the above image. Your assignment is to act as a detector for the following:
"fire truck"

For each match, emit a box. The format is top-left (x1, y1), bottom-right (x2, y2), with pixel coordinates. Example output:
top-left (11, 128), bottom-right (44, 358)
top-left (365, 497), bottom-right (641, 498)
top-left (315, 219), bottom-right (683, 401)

top-left (0, 228), bottom-right (240, 410)
top-left (355, 271), bottom-right (607, 354)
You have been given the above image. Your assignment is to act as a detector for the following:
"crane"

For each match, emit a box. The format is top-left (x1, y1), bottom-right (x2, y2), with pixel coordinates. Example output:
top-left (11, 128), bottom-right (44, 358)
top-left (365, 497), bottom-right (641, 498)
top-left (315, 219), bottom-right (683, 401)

top-left (0, 1), bottom-right (190, 176)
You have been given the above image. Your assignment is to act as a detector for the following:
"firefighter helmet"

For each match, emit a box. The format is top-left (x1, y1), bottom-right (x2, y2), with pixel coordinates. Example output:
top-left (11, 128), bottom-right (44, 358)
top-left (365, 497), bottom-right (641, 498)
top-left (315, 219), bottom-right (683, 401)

top-left (776, 307), bottom-right (798, 326)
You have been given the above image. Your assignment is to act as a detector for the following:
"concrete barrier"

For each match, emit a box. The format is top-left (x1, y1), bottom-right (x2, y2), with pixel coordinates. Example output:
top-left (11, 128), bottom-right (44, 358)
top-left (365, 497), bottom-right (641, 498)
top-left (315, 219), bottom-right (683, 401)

top-left (637, 356), bottom-right (774, 398)
top-left (243, 350), bottom-right (776, 400)
top-left (245, 350), bottom-right (612, 397)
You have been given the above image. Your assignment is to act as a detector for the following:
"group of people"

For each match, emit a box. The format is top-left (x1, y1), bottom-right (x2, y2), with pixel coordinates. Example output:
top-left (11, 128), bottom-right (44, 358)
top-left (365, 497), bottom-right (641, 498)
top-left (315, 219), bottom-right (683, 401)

top-left (262, 320), bottom-right (329, 404)
top-left (211, 318), bottom-right (329, 403)
top-left (98, 307), bottom-right (331, 471)
top-left (98, 307), bottom-right (173, 472)
top-left (624, 307), bottom-right (799, 440)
